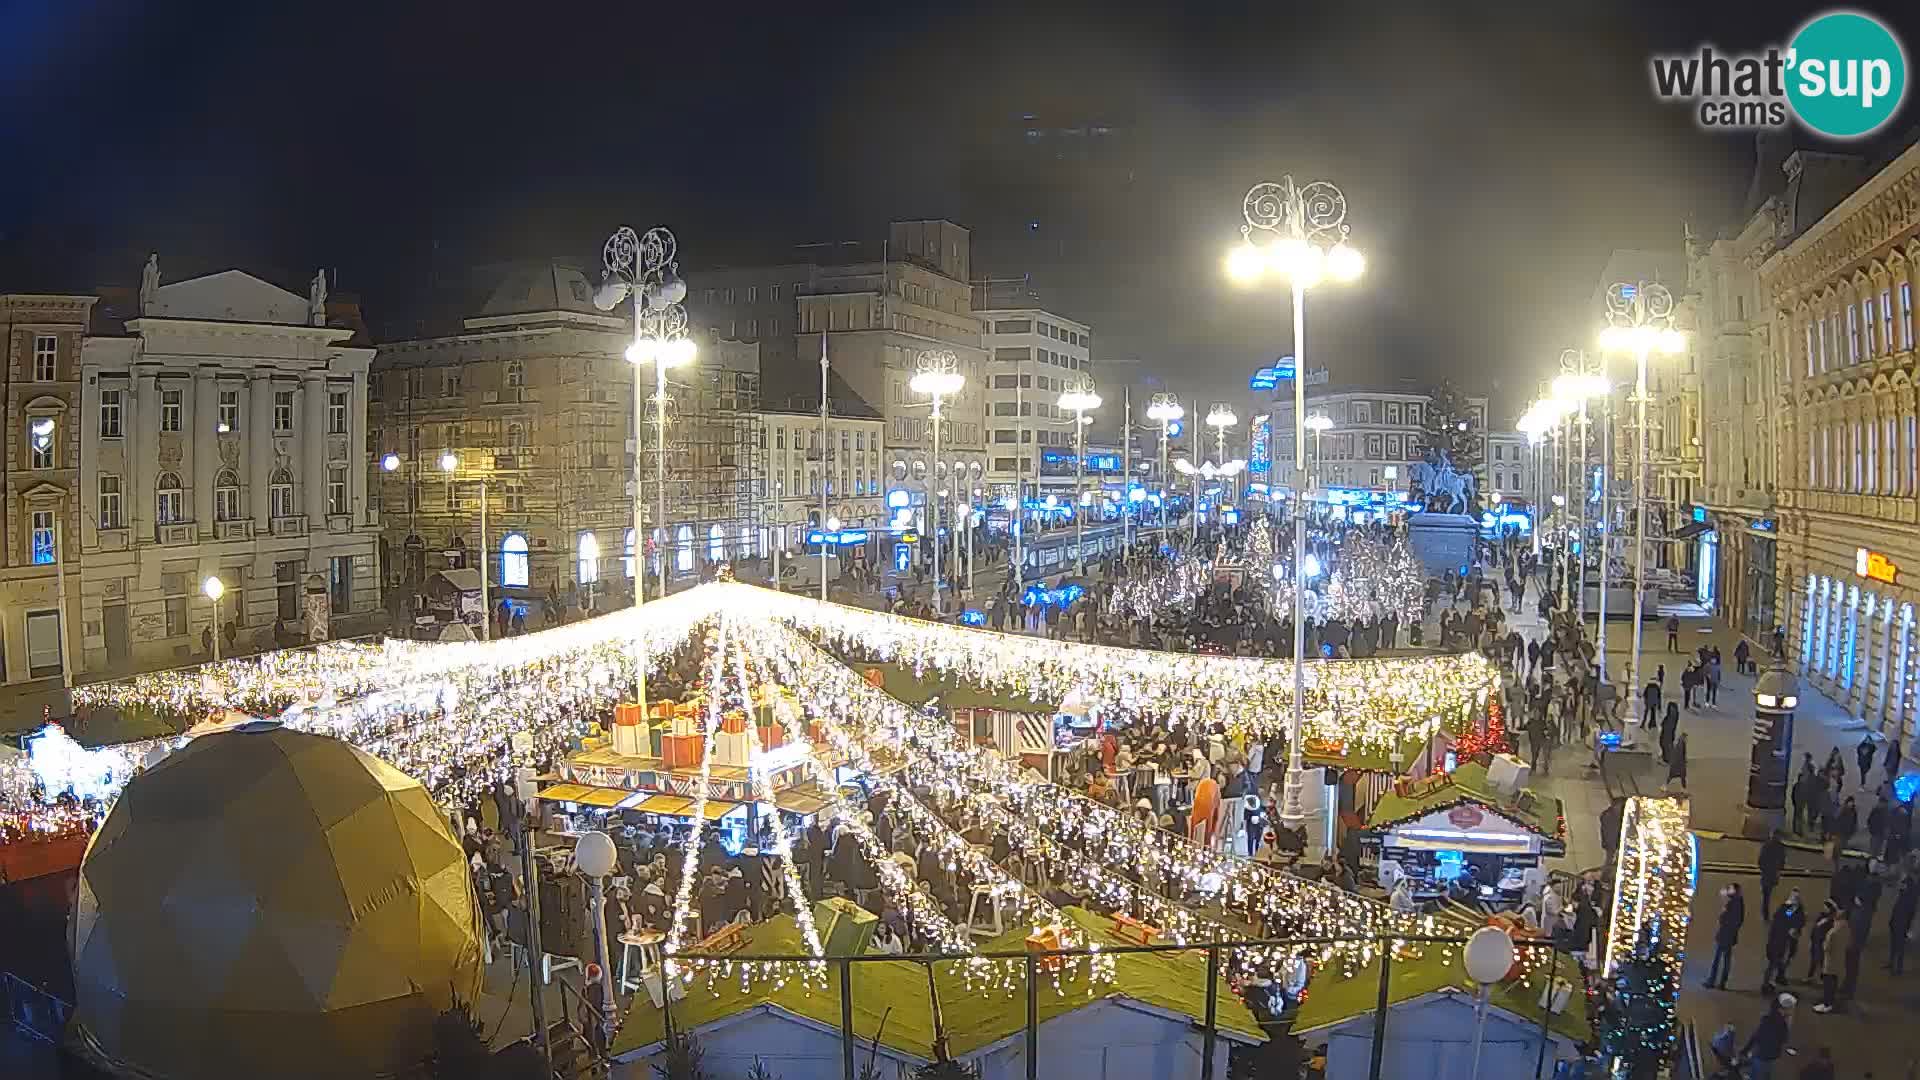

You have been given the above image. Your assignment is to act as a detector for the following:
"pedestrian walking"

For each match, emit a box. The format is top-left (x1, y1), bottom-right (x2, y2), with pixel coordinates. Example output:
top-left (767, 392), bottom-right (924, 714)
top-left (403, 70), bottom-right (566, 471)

top-left (1735, 637), bottom-right (1753, 675)
top-left (1887, 738), bottom-right (1905, 782)
top-left (1758, 829), bottom-right (1786, 917)
top-left (1791, 761), bottom-right (1812, 836)
top-left (1642, 679), bottom-right (1662, 730)
top-left (1739, 993), bottom-right (1794, 1080)
top-left (1706, 650), bottom-right (1722, 705)
top-left (1666, 614), bottom-right (1680, 652)
top-left (1704, 882), bottom-right (1745, 988)
top-left (1858, 734), bottom-right (1878, 787)
top-left (1830, 796), bottom-right (1858, 856)
top-left (1659, 702), bottom-right (1679, 763)
top-left (1889, 876), bottom-right (1917, 975)
top-left (1869, 795), bottom-right (1892, 858)
top-left (1667, 732), bottom-right (1688, 790)
top-left (1804, 900), bottom-right (1837, 985)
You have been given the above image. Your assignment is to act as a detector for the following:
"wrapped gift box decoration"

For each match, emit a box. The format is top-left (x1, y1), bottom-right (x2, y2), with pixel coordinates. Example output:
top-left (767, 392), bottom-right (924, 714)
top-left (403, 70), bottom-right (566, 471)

top-left (864, 668), bottom-right (885, 689)
top-left (721, 711), bottom-right (749, 735)
top-left (761, 722), bottom-right (785, 750)
top-left (662, 733), bottom-right (704, 769)
top-left (1025, 925), bottom-right (1067, 972)
top-left (648, 700), bottom-right (675, 722)
top-left (671, 711), bottom-right (703, 737)
top-left (613, 702), bottom-right (647, 756)
top-left (713, 730), bottom-right (752, 767)
top-left (813, 896), bottom-right (878, 956)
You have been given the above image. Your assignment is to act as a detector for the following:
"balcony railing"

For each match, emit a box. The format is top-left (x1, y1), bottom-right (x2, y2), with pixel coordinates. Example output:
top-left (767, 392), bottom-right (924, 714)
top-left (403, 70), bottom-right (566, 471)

top-left (269, 514), bottom-right (308, 537)
top-left (154, 522), bottom-right (195, 547)
top-left (214, 519), bottom-right (254, 541)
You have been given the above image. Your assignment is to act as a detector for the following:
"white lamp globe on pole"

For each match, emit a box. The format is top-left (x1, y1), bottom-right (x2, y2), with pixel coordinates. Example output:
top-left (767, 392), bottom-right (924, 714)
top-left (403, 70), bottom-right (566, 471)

top-left (910, 350), bottom-right (965, 614)
top-left (381, 453), bottom-right (400, 473)
top-left (203, 576), bottom-right (226, 663)
top-left (1058, 381), bottom-right (1101, 574)
top-left (1462, 926), bottom-right (1517, 1080)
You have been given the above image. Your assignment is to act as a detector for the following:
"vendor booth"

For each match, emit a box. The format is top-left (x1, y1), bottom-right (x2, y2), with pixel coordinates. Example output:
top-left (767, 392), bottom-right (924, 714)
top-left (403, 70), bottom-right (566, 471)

top-left (1362, 759), bottom-right (1564, 911)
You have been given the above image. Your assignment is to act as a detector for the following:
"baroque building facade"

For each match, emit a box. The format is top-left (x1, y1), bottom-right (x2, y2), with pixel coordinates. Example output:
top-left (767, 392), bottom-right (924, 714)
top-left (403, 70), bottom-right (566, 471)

top-left (1764, 139), bottom-right (1920, 748)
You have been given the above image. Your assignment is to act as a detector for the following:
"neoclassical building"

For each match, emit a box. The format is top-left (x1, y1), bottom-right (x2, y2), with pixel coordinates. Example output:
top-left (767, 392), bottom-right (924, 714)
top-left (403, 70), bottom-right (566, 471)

top-left (1763, 140), bottom-right (1920, 748)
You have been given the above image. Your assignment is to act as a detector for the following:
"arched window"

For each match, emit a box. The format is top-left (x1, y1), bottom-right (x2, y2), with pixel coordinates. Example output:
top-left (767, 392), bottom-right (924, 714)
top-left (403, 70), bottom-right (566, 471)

top-left (577, 531), bottom-right (600, 585)
top-left (506, 422), bottom-right (526, 449)
top-left (675, 525), bottom-right (693, 572)
top-left (624, 527), bottom-right (636, 578)
top-left (269, 467), bottom-right (295, 519)
top-left (501, 532), bottom-right (530, 587)
top-left (214, 470), bottom-right (240, 522)
top-left (156, 471), bottom-right (184, 524)
top-left (708, 524), bottom-right (724, 562)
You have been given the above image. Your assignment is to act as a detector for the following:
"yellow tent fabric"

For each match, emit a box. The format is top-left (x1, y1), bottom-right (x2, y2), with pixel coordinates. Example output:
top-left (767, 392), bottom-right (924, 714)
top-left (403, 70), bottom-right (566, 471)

top-left (70, 724), bottom-right (484, 1080)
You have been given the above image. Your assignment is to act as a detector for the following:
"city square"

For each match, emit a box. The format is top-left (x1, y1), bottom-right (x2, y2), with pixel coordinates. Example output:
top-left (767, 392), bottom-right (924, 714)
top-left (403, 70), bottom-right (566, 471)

top-left (2, 4), bottom-right (1918, 1080)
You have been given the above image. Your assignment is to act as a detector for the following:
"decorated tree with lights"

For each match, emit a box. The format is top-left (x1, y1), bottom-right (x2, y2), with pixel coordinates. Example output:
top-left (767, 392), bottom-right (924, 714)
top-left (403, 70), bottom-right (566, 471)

top-left (1419, 379), bottom-right (1482, 473)
top-left (1380, 535), bottom-right (1425, 623)
top-left (1243, 516), bottom-right (1275, 576)
top-left (1596, 924), bottom-right (1678, 1078)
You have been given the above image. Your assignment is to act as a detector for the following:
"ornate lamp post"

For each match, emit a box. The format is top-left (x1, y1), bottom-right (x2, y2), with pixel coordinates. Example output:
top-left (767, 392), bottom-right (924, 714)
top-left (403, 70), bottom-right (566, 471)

top-left (1226, 177), bottom-right (1364, 841)
top-left (910, 349), bottom-right (965, 614)
top-left (1303, 413), bottom-right (1334, 492)
top-left (1058, 378), bottom-right (1102, 575)
top-left (1598, 281), bottom-right (1686, 722)
top-left (1146, 394), bottom-right (1184, 539)
top-left (1552, 360), bottom-right (1609, 626)
top-left (1205, 403), bottom-right (1238, 511)
top-left (439, 451), bottom-right (489, 638)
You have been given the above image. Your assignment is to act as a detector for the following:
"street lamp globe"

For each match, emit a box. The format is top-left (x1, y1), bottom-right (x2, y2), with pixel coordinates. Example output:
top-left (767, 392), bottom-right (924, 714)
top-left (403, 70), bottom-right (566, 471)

top-left (439, 452), bottom-right (458, 473)
top-left (1205, 404), bottom-right (1238, 430)
top-left (573, 831), bottom-right (617, 879)
top-left (1303, 414), bottom-right (1334, 434)
top-left (202, 576), bottom-right (225, 602)
top-left (1225, 243), bottom-right (1266, 284)
top-left (1146, 395), bottom-right (1184, 424)
top-left (1326, 243), bottom-right (1366, 282)
top-left (380, 453), bottom-right (401, 472)
top-left (826, 516), bottom-right (840, 532)
top-left (1057, 387), bottom-right (1102, 413)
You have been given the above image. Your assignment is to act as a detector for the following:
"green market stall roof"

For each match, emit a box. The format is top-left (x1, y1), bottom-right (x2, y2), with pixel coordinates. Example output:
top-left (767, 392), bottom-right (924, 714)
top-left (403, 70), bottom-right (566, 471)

top-left (1365, 762), bottom-right (1565, 845)
top-left (1290, 948), bottom-right (1589, 1045)
top-left (1302, 731), bottom-right (1437, 774)
top-left (611, 907), bottom-right (1264, 1059)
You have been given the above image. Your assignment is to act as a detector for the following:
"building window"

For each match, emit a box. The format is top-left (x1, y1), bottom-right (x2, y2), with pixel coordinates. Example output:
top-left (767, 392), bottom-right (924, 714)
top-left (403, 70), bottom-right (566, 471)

top-left (32, 335), bottom-right (56, 381)
top-left (274, 390), bottom-right (295, 432)
top-left (160, 388), bottom-right (182, 432)
top-left (327, 465), bottom-right (348, 515)
top-left (218, 389), bottom-right (239, 432)
top-left (624, 527), bottom-right (637, 578)
top-left (28, 417), bottom-right (55, 469)
top-left (165, 598), bottom-right (187, 639)
top-left (328, 391), bottom-right (349, 434)
top-left (498, 533), bottom-right (530, 587)
top-left (708, 524), bottom-right (724, 563)
top-left (30, 510), bottom-right (54, 564)
top-left (505, 360), bottom-right (525, 388)
top-left (443, 371), bottom-right (462, 398)
top-left (99, 475), bottom-right (123, 529)
top-left (156, 472), bottom-right (184, 524)
top-left (1903, 283), bottom-right (1915, 351)
top-left (100, 389), bottom-right (123, 438)
top-left (676, 525), bottom-right (694, 572)
top-left (1865, 298), bottom-right (1879, 357)
top-left (503, 482), bottom-right (524, 512)
top-left (270, 468), bottom-right (295, 519)
top-left (577, 531), bottom-right (600, 584)
top-left (1848, 304), bottom-right (1860, 362)
top-left (214, 470), bottom-right (240, 521)
top-left (1883, 288), bottom-right (1896, 352)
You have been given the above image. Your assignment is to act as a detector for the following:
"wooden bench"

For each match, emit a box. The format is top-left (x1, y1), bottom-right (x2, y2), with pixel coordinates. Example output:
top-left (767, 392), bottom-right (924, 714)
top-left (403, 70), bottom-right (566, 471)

top-left (692, 921), bottom-right (748, 956)
top-left (1111, 913), bottom-right (1162, 946)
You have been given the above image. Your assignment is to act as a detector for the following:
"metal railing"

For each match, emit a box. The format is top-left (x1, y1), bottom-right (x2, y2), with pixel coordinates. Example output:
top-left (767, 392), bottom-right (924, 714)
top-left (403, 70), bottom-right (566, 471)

top-left (643, 932), bottom-right (1579, 1080)
top-left (2, 972), bottom-right (71, 1045)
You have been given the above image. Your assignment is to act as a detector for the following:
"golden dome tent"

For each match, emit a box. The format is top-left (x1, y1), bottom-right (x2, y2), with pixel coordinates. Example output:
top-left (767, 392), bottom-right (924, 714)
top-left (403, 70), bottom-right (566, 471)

top-left (69, 722), bottom-right (484, 1079)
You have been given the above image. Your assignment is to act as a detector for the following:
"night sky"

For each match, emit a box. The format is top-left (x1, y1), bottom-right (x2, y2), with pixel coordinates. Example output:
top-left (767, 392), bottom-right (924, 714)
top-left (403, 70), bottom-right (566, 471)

top-left (3, 0), bottom-right (1915, 421)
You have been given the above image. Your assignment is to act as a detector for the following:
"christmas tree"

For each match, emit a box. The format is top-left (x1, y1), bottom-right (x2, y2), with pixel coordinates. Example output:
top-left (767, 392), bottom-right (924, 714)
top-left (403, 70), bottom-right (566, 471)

top-left (1595, 926), bottom-right (1679, 1076)
top-left (1244, 516), bottom-right (1275, 575)
top-left (1380, 535), bottom-right (1425, 623)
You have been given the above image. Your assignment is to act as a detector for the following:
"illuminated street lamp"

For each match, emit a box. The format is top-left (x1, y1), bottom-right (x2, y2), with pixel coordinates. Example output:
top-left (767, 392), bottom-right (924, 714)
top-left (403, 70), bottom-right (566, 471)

top-left (1205, 403), bottom-right (1238, 509)
top-left (1227, 175), bottom-right (1364, 844)
top-left (1598, 281), bottom-right (1687, 723)
top-left (203, 576), bottom-right (226, 663)
top-left (1057, 380), bottom-right (1102, 574)
top-left (440, 451), bottom-right (490, 639)
top-left (598, 225), bottom-right (695, 607)
top-left (910, 350), bottom-right (965, 614)
top-left (1146, 394), bottom-right (1184, 538)
top-left (1303, 413), bottom-right (1334, 491)
top-left (1552, 358), bottom-right (1608, 624)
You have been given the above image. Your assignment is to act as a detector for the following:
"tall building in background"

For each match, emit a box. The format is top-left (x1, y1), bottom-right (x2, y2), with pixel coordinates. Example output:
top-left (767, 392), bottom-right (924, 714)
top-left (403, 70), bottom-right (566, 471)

top-left (371, 262), bottom-right (763, 621)
top-left (974, 278), bottom-right (1093, 509)
top-left (1270, 382), bottom-right (1486, 496)
top-left (1, 293), bottom-right (95, 696)
top-left (1763, 138), bottom-right (1920, 742)
top-left (77, 268), bottom-right (381, 674)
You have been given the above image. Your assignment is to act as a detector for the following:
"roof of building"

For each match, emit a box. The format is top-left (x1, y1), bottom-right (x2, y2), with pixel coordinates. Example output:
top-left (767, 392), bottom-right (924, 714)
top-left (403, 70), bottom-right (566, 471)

top-left (611, 906), bottom-right (1265, 1060)
top-left (475, 261), bottom-right (603, 319)
top-left (1365, 761), bottom-right (1562, 839)
top-left (760, 365), bottom-right (882, 420)
top-left (1290, 949), bottom-right (1588, 1043)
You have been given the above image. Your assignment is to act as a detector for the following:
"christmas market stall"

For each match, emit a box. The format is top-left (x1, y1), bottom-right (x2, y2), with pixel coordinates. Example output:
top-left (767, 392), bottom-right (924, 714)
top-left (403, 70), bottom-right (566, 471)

top-left (1361, 759), bottom-right (1565, 911)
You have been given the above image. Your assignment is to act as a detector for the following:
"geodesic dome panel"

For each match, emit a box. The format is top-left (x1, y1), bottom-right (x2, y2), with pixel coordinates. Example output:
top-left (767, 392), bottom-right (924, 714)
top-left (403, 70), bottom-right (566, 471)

top-left (71, 725), bottom-right (484, 1079)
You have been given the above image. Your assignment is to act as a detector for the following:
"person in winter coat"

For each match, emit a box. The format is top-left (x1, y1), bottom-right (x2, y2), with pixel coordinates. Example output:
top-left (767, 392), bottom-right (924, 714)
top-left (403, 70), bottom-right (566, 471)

top-left (1813, 908), bottom-right (1851, 1013)
top-left (1739, 993), bottom-right (1795, 1080)
top-left (1889, 876), bottom-right (1918, 975)
top-left (1804, 900), bottom-right (1837, 983)
top-left (1858, 735), bottom-right (1879, 786)
top-left (1667, 733), bottom-right (1689, 788)
top-left (1760, 890), bottom-right (1804, 995)
top-left (1660, 702), bottom-right (1680, 762)
top-left (1641, 679), bottom-right (1662, 730)
top-left (1758, 830), bottom-right (1787, 917)
top-left (1886, 737), bottom-right (1905, 782)
top-left (1705, 882), bottom-right (1745, 988)
top-left (1791, 758), bottom-right (1815, 835)
top-left (1829, 796), bottom-right (1859, 856)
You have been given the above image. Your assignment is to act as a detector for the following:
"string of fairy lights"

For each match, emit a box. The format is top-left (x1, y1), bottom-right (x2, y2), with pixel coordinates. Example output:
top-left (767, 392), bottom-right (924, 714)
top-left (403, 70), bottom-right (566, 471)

top-left (1104, 552), bottom-right (1215, 620)
top-left (741, 584), bottom-right (1494, 752)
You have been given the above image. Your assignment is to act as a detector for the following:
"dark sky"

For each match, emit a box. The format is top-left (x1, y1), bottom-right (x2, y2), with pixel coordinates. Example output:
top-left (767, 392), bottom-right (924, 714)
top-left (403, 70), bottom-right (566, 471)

top-left (3, 0), bottom-right (1914, 423)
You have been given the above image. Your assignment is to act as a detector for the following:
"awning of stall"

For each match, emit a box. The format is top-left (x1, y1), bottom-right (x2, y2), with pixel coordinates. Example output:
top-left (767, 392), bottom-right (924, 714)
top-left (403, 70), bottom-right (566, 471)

top-left (572, 787), bottom-right (633, 808)
top-left (1363, 761), bottom-right (1565, 854)
top-left (773, 786), bottom-right (834, 816)
top-left (535, 783), bottom-right (599, 803)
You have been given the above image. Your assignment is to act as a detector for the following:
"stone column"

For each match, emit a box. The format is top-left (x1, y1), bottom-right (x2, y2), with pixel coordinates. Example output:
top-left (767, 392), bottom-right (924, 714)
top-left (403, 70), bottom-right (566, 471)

top-left (133, 370), bottom-right (159, 535)
top-left (302, 373), bottom-right (327, 523)
top-left (193, 371), bottom-right (216, 536)
top-left (250, 373), bottom-right (274, 524)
